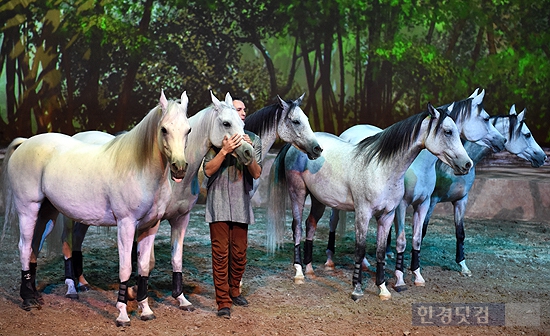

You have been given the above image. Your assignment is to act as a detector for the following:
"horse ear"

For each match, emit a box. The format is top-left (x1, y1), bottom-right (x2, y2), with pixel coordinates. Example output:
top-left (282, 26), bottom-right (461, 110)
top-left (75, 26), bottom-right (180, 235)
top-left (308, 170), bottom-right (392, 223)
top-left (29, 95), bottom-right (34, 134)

top-left (446, 102), bottom-right (455, 115)
top-left (160, 90), bottom-right (168, 110)
top-left (517, 108), bottom-right (526, 122)
top-left (468, 88), bottom-right (480, 98)
top-left (180, 91), bottom-right (189, 111)
top-left (278, 95), bottom-right (289, 111)
top-left (472, 89), bottom-right (485, 106)
top-left (509, 104), bottom-right (517, 115)
top-left (211, 91), bottom-right (221, 109)
top-left (296, 93), bottom-right (306, 105)
top-left (427, 102), bottom-right (440, 119)
top-left (225, 92), bottom-right (233, 106)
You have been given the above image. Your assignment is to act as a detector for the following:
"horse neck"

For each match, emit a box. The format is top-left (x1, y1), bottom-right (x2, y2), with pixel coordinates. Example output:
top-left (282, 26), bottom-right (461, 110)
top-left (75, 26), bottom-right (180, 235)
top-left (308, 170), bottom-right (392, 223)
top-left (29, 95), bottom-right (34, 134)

top-left (464, 140), bottom-right (492, 165)
top-left (378, 139), bottom-right (424, 181)
top-left (258, 128), bottom-right (277, 160)
top-left (187, 108), bottom-right (213, 171)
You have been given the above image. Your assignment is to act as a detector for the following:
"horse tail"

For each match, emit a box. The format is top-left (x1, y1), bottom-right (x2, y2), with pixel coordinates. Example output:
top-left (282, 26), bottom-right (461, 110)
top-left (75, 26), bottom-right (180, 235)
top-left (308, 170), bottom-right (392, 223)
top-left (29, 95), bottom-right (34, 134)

top-left (2, 137), bottom-right (27, 244)
top-left (266, 143), bottom-right (292, 254)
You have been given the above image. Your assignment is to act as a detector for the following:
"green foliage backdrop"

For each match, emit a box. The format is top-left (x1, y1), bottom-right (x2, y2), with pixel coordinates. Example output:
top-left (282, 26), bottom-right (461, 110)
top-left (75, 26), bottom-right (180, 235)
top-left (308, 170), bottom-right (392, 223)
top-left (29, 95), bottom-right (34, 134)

top-left (1, 0), bottom-right (549, 147)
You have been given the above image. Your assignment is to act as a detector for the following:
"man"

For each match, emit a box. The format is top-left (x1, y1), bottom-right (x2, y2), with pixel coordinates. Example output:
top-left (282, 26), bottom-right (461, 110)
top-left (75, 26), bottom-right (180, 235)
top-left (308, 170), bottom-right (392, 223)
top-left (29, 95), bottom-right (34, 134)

top-left (203, 98), bottom-right (262, 319)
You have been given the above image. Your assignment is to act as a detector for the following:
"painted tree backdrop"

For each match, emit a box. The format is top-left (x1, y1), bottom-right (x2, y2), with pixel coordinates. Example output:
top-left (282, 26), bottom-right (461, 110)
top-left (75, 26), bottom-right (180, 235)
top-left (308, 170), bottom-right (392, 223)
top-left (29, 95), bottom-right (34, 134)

top-left (1, 0), bottom-right (549, 146)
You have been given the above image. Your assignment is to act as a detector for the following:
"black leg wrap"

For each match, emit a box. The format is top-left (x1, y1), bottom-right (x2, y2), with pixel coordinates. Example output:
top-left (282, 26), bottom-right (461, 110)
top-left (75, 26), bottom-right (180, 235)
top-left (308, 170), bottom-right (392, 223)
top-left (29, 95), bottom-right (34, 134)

top-left (117, 281), bottom-right (129, 304)
top-left (20, 270), bottom-right (35, 300)
top-left (411, 249), bottom-right (420, 271)
top-left (72, 251), bottom-right (83, 278)
top-left (327, 231), bottom-right (336, 253)
top-left (172, 272), bottom-right (183, 299)
top-left (395, 252), bottom-right (404, 272)
top-left (29, 263), bottom-right (38, 291)
top-left (64, 258), bottom-right (75, 281)
top-left (375, 262), bottom-right (385, 286)
top-left (137, 276), bottom-right (149, 302)
top-left (303, 240), bottom-right (313, 265)
top-left (456, 241), bottom-right (465, 264)
top-left (352, 263), bottom-right (362, 286)
top-left (293, 244), bottom-right (302, 265)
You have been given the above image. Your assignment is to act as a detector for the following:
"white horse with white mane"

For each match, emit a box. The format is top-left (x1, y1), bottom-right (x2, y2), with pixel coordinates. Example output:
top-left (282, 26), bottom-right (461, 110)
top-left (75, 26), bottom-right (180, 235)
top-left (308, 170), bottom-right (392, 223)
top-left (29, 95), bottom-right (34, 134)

top-left (2, 90), bottom-right (191, 326)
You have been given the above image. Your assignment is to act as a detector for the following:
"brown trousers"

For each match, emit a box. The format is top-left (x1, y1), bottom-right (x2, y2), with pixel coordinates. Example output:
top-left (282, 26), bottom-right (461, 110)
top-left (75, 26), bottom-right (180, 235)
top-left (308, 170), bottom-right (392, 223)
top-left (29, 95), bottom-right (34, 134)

top-left (209, 221), bottom-right (248, 310)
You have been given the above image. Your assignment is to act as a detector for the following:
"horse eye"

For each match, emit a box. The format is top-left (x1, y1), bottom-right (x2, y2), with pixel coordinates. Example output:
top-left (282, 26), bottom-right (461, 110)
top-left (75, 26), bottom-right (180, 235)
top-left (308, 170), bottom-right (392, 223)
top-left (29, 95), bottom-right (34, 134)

top-left (444, 129), bottom-right (452, 136)
top-left (223, 122), bottom-right (231, 127)
top-left (292, 120), bottom-right (301, 125)
top-left (161, 127), bottom-right (167, 134)
top-left (525, 133), bottom-right (531, 138)
top-left (484, 117), bottom-right (490, 122)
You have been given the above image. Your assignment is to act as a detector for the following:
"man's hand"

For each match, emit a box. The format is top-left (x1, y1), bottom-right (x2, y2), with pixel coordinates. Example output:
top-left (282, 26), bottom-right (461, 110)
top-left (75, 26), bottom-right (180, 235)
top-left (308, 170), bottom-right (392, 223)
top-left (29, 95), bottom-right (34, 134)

top-left (220, 133), bottom-right (243, 155)
top-left (243, 134), bottom-right (253, 145)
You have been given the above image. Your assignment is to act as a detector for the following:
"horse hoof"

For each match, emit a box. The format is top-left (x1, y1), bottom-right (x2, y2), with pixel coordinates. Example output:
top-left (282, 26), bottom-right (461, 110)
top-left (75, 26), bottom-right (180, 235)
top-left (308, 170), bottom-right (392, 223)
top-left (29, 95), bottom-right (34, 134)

top-left (77, 284), bottom-right (91, 292)
top-left (180, 305), bottom-right (195, 312)
top-left (140, 314), bottom-right (156, 321)
top-left (460, 270), bottom-right (472, 277)
top-left (21, 299), bottom-right (41, 311)
top-left (65, 293), bottom-right (79, 300)
top-left (351, 293), bottom-right (363, 301)
top-left (115, 319), bottom-right (131, 327)
top-left (324, 261), bottom-right (335, 271)
top-left (294, 276), bottom-right (305, 284)
top-left (414, 281), bottom-right (425, 287)
top-left (379, 293), bottom-right (391, 301)
top-left (393, 285), bottom-right (408, 292)
top-left (386, 252), bottom-right (395, 259)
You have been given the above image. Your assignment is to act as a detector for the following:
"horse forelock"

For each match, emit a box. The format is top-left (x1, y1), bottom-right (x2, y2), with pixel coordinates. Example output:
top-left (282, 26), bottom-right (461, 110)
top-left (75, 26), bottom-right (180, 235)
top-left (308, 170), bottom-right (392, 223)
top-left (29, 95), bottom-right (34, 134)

top-left (244, 103), bottom-right (283, 137)
top-left (492, 114), bottom-right (522, 140)
top-left (105, 104), bottom-right (165, 175)
top-left (354, 111), bottom-right (430, 166)
top-left (443, 98), bottom-right (474, 124)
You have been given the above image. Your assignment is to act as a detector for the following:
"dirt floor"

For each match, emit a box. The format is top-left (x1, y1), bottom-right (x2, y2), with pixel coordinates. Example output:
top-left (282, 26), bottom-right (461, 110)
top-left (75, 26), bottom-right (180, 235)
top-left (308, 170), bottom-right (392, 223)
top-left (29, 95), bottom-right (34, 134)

top-left (0, 198), bottom-right (548, 336)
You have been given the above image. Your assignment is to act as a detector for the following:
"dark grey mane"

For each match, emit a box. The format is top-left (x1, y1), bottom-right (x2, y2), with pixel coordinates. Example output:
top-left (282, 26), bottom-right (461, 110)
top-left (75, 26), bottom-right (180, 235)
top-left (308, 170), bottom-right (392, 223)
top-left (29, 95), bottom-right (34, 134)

top-left (439, 97), bottom-right (479, 123)
top-left (491, 114), bottom-right (523, 140)
top-left (354, 109), bottom-right (446, 166)
top-left (244, 100), bottom-right (299, 137)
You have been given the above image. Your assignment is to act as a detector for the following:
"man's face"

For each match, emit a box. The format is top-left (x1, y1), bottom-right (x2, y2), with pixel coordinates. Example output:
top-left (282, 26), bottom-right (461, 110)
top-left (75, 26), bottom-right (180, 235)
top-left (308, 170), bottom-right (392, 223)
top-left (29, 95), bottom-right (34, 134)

top-left (233, 100), bottom-right (246, 121)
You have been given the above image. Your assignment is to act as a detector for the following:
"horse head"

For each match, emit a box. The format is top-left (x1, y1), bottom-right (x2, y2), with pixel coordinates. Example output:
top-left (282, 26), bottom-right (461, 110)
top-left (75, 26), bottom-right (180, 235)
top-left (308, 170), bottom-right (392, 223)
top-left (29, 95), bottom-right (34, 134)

top-left (277, 93), bottom-right (323, 160)
top-left (452, 88), bottom-right (506, 152)
top-left (210, 91), bottom-right (254, 165)
top-left (494, 105), bottom-right (547, 168)
top-left (159, 90), bottom-right (192, 182)
top-left (424, 103), bottom-right (472, 175)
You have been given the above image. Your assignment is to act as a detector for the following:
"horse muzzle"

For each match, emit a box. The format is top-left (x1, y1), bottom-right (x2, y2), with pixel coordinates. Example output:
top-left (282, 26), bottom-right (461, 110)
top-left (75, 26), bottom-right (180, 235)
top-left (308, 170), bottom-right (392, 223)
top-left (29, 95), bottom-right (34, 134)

top-left (170, 162), bottom-right (188, 183)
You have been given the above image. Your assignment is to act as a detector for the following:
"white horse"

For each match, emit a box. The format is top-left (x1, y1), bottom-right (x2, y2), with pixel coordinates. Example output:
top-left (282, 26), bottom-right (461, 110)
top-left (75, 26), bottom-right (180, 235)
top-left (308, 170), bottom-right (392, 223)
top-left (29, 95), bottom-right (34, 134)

top-left (418, 105), bottom-right (547, 278)
top-left (324, 89), bottom-right (507, 287)
top-left (267, 103), bottom-right (473, 300)
top-left (44, 92), bottom-right (255, 309)
top-left (2, 90), bottom-right (191, 327)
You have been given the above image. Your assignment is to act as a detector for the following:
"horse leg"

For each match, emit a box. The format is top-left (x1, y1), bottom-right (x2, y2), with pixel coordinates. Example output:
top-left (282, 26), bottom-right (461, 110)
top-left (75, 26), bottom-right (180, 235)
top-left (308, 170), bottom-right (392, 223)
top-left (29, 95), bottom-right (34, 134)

top-left (325, 208), bottom-right (339, 270)
top-left (135, 222), bottom-right (160, 321)
top-left (453, 198), bottom-right (472, 277)
top-left (61, 219), bottom-right (78, 299)
top-left (169, 215), bottom-right (194, 311)
top-left (18, 203), bottom-right (43, 311)
top-left (393, 202), bottom-right (408, 291)
top-left (115, 221), bottom-right (137, 327)
top-left (351, 210), bottom-right (372, 301)
top-left (303, 196), bottom-right (325, 278)
top-left (287, 173), bottom-right (308, 284)
top-left (375, 213), bottom-right (394, 300)
top-left (72, 221), bottom-right (91, 291)
top-left (421, 197), bottom-right (438, 240)
top-left (410, 200), bottom-right (430, 287)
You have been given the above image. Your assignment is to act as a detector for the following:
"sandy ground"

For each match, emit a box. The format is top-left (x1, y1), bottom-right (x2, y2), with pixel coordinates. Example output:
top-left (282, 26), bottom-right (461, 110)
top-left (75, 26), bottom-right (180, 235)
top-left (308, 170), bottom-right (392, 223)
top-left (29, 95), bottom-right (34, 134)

top-left (0, 201), bottom-right (548, 336)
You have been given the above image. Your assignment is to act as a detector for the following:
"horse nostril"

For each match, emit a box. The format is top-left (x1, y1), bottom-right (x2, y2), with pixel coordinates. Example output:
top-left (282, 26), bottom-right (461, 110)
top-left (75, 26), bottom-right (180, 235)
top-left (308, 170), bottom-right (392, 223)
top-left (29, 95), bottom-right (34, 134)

top-left (465, 161), bottom-right (472, 170)
top-left (314, 145), bottom-right (323, 154)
